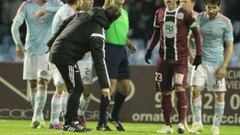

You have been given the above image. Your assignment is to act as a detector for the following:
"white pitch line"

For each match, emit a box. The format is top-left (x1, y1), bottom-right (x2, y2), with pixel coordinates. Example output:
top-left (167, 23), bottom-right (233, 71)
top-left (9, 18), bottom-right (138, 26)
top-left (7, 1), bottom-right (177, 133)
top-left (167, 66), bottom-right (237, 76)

top-left (0, 76), bottom-right (28, 101)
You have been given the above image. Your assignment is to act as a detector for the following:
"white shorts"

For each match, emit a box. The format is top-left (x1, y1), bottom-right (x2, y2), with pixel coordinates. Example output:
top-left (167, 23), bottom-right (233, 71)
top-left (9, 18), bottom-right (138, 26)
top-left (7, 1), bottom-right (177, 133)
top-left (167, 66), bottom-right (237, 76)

top-left (50, 54), bottom-right (93, 86)
top-left (192, 64), bottom-right (226, 92)
top-left (186, 62), bottom-right (195, 86)
top-left (77, 55), bottom-right (93, 85)
top-left (23, 53), bottom-right (50, 80)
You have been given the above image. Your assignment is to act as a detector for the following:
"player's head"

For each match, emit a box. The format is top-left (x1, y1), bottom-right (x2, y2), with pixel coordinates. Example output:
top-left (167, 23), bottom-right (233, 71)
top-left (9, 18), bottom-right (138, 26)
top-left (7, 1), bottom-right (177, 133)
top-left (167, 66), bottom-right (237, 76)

top-left (80, 0), bottom-right (94, 11)
top-left (179, 0), bottom-right (196, 11)
top-left (163, 0), bottom-right (178, 10)
top-left (104, 5), bottom-right (121, 23)
top-left (205, 0), bottom-right (221, 19)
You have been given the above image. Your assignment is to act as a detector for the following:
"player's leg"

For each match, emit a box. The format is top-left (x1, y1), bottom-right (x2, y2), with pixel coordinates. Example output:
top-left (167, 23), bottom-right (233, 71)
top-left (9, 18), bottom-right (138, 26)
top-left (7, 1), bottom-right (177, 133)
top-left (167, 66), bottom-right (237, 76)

top-left (28, 80), bottom-right (37, 108)
top-left (190, 65), bottom-right (206, 133)
top-left (212, 92), bottom-right (225, 135)
top-left (32, 54), bottom-right (50, 128)
top-left (108, 79), bottom-right (130, 131)
top-left (156, 60), bottom-right (173, 134)
top-left (109, 47), bottom-right (130, 131)
top-left (23, 53), bottom-right (44, 128)
top-left (173, 63), bottom-right (189, 134)
top-left (158, 91), bottom-right (173, 134)
top-left (77, 55), bottom-right (93, 127)
top-left (49, 63), bottom-right (65, 129)
top-left (207, 65), bottom-right (226, 135)
top-left (50, 85), bottom-right (65, 129)
top-left (97, 79), bottom-right (115, 131)
top-left (187, 62), bottom-right (196, 125)
top-left (56, 64), bottom-right (86, 132)
top-left (78, 85), bottom-right (91, 127)
top-left (23, 53), bottom-right (38, 108)
top-left (97, 44), bottom-right (120, 131)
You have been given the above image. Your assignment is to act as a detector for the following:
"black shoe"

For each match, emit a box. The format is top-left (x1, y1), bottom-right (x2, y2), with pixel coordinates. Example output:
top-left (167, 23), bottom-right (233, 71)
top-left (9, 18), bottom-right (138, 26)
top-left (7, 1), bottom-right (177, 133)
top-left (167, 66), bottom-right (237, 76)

top-left (109, 117), bottom-right (125, 131)
top-left (96, 124), bottom-right (112, 131)
top-left (63, 122), bottom-right (86, 132)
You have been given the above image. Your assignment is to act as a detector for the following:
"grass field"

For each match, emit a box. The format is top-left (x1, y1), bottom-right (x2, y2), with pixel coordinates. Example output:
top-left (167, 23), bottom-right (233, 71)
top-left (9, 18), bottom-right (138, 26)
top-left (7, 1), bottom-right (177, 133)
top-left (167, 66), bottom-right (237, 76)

top-left (0, 119), bottom-right (239, 135)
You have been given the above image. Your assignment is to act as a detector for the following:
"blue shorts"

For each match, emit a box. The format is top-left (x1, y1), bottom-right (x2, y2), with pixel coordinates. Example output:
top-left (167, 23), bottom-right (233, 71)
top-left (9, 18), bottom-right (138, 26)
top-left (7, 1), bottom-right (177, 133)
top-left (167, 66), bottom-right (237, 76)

top-left (105, 43), bottom-right (130, 79)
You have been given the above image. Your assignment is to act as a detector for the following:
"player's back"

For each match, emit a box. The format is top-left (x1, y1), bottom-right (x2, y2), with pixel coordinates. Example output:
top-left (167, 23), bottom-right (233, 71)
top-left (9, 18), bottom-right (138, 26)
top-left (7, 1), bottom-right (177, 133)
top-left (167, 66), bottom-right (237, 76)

top-left (52, 4), bottom-right (75, 35)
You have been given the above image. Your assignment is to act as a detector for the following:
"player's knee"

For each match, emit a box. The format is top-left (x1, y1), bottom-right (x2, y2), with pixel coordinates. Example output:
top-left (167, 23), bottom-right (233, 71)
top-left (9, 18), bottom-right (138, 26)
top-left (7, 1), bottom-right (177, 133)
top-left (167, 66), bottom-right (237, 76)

top-left (117, 79), bottom-right (131, 95)
top-left (215, 93), bottom-right (225, 102)
top-left (56, 84), bottom-right (66, 94)
top-left (37, 79), bottom-right (48, 90)
top-left (192, 86), bottom-right (201, 98)
top-left (175, 85), bottom-right (185, 92)
top-left (110, 79), bottom-right (117, 94)
top-left (118, 85), bottom-right (130, 96)
top-left (83, 88), bottom-right (91, 98)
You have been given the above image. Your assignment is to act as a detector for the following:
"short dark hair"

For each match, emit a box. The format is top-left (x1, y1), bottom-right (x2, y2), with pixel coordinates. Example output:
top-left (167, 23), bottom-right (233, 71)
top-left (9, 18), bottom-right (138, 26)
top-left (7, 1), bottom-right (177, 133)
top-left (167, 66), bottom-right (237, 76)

top-left (205, 0), bottom-right (221, 6)
top-left (66, 0), bottom-right (78, 5)
top-left (104, 6), bottom-right (121, 23)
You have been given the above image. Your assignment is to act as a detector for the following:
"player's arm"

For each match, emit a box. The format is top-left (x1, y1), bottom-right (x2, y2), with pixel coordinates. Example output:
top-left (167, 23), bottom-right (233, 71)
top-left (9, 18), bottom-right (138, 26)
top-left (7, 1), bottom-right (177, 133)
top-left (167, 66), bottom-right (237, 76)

top-left (215, 41), bottom-right (233, 80)
top-left (35, 0), bottom-right (63, 18)
top-left (145, 29), bottom-right (160, 64)
top-left (188, 33), bottom-right (195, 63)
top-left (11, 2), bottom-right (26, 59)
top-left (190, 25), bottom-right (202, 69)
top-left (186, 10), bottom-right (202, 69)
top-left (215, 19), bottom-right (234, 79)
top-left (89, 29), bottom-right (111, 100)
top-left (145, 9), bottom-right (161, 64)
top-left (89, 30), bottom-right (110, 89)
top-left (190, 24), bottom-right (202, 55)
top-left (126, 38), bottom-right (138, 54)
top-left (222, 41), bottom-right (233, 68)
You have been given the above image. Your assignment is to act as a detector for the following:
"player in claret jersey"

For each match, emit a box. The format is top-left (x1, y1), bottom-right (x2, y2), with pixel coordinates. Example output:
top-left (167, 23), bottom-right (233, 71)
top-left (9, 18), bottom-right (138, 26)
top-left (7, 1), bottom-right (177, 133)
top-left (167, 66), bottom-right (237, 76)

top-left (145, 0), bottom-right (202, 134)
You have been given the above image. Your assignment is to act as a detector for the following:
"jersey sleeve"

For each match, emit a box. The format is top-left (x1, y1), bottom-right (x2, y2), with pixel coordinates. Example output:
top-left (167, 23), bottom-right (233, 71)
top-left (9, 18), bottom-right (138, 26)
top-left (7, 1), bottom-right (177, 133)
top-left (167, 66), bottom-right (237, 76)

top-left (223, 18), bottom-right (234, 43)
top-left (11, 2), bottom-right (26, 45)
top-left (89, 26), bottom-right (110, 89)
top-left (153, 9), bottom-right (161, 29)
top-left (183, 8), bottom-right (198, 29)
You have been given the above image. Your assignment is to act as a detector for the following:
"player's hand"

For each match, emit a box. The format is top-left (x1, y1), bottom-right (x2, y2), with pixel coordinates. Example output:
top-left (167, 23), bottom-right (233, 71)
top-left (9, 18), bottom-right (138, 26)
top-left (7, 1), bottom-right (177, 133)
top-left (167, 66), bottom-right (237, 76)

top-left (16, 44), bottom-right (24, 59)
top-left (102, 88), bottom-right (111, 101)
top-left (128, 44), bottom-right (138, 54)
top-left (35, 8), bottom-right (48, 19)
top-left (145, 49), bottom-right (152, 64)
top-left (193, 54), bottom-right (201, 70)
top-left (189, 50), bottom-right (195, 64)
top-left (215, 65), bottom-right (227, 80)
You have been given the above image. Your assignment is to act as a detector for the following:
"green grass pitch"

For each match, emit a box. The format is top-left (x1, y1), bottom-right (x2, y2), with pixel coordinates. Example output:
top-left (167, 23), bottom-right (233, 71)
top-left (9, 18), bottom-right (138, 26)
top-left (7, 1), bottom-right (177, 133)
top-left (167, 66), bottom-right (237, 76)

top-left (0, 119), bottom-right (239, 135)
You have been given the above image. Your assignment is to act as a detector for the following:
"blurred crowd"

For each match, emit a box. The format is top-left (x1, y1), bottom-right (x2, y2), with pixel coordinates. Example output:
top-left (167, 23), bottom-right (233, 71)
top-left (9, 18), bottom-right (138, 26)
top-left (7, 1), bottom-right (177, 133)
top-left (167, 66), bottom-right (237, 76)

top-left (0, 0), bottom-right (240, 66)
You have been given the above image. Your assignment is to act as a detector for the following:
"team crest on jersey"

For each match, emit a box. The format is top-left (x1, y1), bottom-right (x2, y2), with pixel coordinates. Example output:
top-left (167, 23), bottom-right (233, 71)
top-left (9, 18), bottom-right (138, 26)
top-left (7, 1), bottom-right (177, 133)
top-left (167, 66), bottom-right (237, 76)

top-left (163, 21), bottom-right (177, 38)
top-left (177, 13), bottom-right (184, 20)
